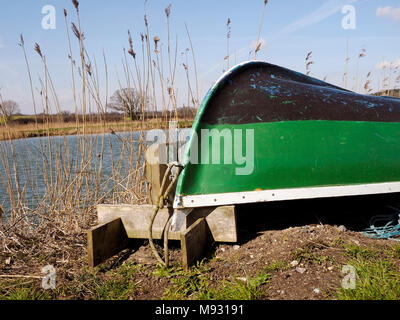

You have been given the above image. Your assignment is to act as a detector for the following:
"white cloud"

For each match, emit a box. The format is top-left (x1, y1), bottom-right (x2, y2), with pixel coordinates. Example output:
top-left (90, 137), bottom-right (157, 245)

top-left (377, 6), bottom-right (400, 21)
top-left (375, 58), bottom-right (400, 70)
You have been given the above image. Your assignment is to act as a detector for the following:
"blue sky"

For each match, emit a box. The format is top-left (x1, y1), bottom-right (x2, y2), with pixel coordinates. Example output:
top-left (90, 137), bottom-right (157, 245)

top-left (0, 0), bottom-right (400, 114)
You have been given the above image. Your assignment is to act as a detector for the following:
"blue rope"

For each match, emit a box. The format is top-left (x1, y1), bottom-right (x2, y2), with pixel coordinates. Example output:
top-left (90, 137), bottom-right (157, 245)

top-left (363, 209), bottom-right (400, 242)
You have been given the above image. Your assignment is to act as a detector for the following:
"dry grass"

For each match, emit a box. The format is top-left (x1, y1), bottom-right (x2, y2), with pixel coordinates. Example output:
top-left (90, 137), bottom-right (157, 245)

top-left (0, 0), bottom-right (199, 242)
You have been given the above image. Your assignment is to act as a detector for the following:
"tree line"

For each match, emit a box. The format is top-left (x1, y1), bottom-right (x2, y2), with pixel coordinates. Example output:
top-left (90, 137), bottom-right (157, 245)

top-left (1, 88), bottom-right (197, 124)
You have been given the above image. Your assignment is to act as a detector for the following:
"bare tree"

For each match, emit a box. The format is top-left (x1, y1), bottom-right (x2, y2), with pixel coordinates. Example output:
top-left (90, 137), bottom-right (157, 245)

top-left (108, 88), bottom-right (142, 120)
top-left (0, 100), bottom-right (20, 121)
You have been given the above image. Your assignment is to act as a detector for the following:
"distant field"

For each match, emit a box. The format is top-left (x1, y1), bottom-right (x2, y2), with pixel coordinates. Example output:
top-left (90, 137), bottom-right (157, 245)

top-left (0, 116), bottom-right (194, 141)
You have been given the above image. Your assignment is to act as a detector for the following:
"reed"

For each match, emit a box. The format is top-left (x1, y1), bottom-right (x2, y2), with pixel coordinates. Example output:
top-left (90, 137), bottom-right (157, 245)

top-left (354, 48), bottom-right (366, 92)
top-left (225, 18), bottom-right (231, 70)
top-left (305, 51), bottom-right (314, 76)
top-left (254, 0), bottom-right (268, 60)
top-left (0, 0), bottom-right (198, 240)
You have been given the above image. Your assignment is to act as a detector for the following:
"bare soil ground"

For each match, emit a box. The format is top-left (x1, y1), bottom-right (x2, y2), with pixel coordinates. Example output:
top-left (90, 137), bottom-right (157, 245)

top-left (1, 193), bottom-right (400, 300)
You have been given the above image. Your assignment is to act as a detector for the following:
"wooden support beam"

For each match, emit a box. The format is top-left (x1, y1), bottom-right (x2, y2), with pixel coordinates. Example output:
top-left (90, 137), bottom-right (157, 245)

top-left (97, 204), bottom-right (237, 243)
top-left (97, 204), bottom-right (181, 240)
top-left (87, 218), bottom-right (129, 267)
top-left (180, 218), bottom-right (211, 270)
top-left (185, 206), bottom-right (237, 242)
top-left (93, 204), bottom-right (238, 269)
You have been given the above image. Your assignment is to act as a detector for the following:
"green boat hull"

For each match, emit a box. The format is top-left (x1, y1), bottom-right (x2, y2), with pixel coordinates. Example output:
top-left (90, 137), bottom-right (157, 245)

top-left (173, 61), bottom-right (400, 209)
top-left (178, 120), bottom-right (400, 196)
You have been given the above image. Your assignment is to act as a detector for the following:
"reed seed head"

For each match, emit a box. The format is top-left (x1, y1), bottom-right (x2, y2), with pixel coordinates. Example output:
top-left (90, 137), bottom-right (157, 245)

top-left (85, 63), bottom-right (92, 76)
top-left (128, 49), bottom-right (136, 59)
top-left (71, 22), bottom-right (84, 40)
top-left (127, 30), bottom-right (136, 57)
top-left (165, 4), bottom-right (171, 18)
top-left (19, 34), bottom-right (24, 47)
top-left (34, 43), bottom-right (43, 58)
top-left (364, 80), bottom-right (371, 90)
top-left (72, 0), bottom-right (79, 12)
top-left (128, 30), bottom-right (133, 45)
top-left (154, 36), bottom-right (160, 47)
top-left (306, 61), bottom-right (314, 68)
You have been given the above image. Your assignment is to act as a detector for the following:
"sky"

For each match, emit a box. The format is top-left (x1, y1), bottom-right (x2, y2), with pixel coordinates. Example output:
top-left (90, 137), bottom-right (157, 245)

top-left (0, 0), bottom-right (399, 114)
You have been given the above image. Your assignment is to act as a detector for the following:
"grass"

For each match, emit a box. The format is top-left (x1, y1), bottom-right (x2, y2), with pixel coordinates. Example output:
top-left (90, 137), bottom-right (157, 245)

top-left (292, 242), bottom-right (333, 266)
top-left (335, 243), bottom-right (400, 300)
top-left (161, 262), bottom-right (212, 300)
top-left (0, 280), bottom-right (53, 300)
top-left (392, 244), bottom-right (400, 259)
top-left (202, 273), bottom-right (271, 300)
top-left (264, 259), bottom-right (290, 272)
top-left (336, 257), bottom-right (400, 300)
top-left (87, 262), bottom-right (145, 300)
top-left (0, 262), bottom-right (146, 300)
top-left (92, 276), bottom-right (139, 300)
top-left (344, 244), bottom-right (376, 259)
top-left (160, 261), bottom-right (270, 300)
top-left (0, 257), bottom-right (271, 301)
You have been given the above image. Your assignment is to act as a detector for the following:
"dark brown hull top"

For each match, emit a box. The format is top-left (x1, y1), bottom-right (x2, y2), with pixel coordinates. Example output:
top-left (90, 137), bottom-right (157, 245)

top-left (201, 62), bottom-right (400, 125)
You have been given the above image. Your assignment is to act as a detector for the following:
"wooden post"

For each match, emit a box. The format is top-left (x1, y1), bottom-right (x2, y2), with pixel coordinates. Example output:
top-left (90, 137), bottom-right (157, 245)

top-left (144, 143), bottom-right (168, 204)
top-left (180, 218), bottom-right (211, 270)
top-left (87, 218), bottom-right (129, 267)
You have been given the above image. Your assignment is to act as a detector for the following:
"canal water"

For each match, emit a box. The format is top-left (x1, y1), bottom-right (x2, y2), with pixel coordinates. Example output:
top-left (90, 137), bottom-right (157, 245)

top-left (0, 129), bottom-right (190, 216)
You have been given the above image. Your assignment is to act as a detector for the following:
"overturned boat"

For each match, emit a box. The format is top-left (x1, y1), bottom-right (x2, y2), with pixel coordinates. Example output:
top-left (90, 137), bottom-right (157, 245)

top-left (89, 61), bottom-right (400, 269)
top-left (173, 61), bottom-right (400, 210)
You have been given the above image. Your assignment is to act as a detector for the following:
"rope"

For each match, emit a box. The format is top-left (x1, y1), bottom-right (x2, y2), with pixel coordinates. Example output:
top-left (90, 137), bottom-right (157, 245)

top-left (363, 210), bottom-right (400, 242)
top-left (148, 162), bottom-right (182, 267)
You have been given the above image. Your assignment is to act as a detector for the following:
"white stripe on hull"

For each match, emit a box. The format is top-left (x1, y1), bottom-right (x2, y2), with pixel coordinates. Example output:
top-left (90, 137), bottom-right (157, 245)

top-left (173, 181), bottom-right (400, 209)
